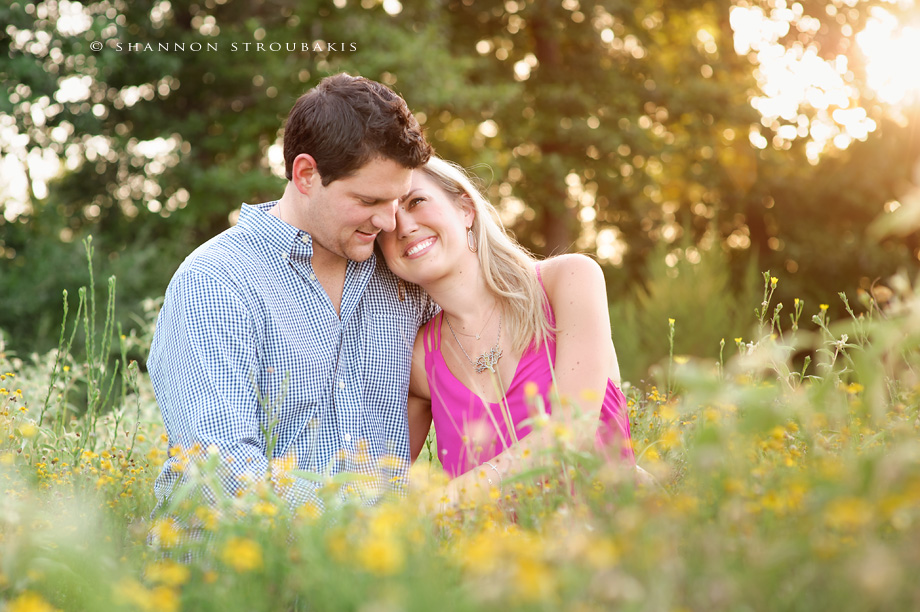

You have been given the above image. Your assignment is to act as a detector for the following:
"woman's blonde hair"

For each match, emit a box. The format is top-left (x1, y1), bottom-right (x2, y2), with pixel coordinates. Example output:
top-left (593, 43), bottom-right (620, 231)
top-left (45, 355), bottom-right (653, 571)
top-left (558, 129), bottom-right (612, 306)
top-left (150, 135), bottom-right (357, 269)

top-left (419, 156), bottom-right (554, 354)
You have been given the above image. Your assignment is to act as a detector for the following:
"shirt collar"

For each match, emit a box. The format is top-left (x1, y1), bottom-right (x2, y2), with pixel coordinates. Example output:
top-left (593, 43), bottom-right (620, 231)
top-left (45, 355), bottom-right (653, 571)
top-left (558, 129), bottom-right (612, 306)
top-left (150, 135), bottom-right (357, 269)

top-left (237, 201), bottom-right (312, 259)
top-left (235, 202), bottom-right (379, 278)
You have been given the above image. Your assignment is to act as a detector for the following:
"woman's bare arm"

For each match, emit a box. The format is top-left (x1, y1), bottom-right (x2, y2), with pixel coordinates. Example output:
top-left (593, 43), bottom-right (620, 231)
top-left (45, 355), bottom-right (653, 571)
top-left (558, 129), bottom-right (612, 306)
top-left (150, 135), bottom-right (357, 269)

top-left (407, 332), bottom-right (433, 463)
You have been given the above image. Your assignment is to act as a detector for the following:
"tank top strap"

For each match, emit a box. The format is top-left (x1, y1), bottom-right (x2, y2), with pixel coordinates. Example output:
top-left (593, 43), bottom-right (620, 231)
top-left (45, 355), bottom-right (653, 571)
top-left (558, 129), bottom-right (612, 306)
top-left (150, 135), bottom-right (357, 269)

top-left (423, 310), bottom-right (444, 355)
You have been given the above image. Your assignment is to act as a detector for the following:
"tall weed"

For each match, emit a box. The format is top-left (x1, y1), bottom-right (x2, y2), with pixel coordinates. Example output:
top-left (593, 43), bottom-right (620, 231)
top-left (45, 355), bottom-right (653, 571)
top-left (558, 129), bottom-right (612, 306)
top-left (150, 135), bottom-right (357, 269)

top-left (610, 238), bottom-right (760, 384)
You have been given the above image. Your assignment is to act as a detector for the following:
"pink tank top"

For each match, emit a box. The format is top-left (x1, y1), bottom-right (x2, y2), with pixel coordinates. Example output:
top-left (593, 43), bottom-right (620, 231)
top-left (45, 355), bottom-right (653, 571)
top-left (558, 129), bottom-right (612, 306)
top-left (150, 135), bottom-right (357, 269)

top-left (422, 266), bottom-right (635, 477)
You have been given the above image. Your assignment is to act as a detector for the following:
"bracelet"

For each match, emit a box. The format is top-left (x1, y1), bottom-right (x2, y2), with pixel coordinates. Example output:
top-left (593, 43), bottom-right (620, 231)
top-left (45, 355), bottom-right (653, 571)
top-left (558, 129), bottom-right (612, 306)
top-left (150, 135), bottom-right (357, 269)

top-left (484, 461), bottom-right (503, 493)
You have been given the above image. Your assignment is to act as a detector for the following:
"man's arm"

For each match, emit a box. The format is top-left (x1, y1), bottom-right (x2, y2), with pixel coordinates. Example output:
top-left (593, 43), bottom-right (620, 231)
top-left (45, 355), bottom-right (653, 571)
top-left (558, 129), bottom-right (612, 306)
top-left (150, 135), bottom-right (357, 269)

top-left (149, 269), bottom-right (318, 507)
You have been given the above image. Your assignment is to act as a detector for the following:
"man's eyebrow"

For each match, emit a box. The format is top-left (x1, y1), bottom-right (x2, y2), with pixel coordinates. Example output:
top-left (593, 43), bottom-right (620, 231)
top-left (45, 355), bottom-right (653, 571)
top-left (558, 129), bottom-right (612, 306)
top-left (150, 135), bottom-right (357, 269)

top-left (350, 192), bottom-right (385, 203)
top-left (351, 191), bottom-right (405, 204)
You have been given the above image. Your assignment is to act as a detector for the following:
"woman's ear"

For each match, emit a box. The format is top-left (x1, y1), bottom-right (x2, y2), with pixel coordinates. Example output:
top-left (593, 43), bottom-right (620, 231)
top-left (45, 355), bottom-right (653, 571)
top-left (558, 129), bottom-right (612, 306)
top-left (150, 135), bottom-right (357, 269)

top-left (460, 193), bottom-right (476, 228)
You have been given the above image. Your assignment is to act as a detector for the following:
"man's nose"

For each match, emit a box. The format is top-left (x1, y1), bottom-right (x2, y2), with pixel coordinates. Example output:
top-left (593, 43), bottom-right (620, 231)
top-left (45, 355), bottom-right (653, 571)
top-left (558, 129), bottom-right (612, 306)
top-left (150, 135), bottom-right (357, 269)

top-left (373, 200), bottom-right (399, 233)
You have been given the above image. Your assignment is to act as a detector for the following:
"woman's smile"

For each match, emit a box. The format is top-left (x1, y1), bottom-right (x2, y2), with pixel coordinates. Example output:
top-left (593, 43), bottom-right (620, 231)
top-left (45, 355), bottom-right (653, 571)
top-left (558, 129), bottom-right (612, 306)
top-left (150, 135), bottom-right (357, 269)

top-left (405, 236), bottom-right (437, 258)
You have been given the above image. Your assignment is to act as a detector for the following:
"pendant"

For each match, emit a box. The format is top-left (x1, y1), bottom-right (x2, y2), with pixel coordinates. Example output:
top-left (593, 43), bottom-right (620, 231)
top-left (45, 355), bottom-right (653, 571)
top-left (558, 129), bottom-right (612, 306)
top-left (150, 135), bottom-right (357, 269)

top-left (473, 346), bottom-right (503, 374)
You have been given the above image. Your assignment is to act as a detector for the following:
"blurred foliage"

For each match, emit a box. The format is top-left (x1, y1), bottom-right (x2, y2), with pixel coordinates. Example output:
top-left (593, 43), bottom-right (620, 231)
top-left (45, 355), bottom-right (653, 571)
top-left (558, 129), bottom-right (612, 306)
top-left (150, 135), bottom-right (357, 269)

top-left (610, 237), bottom-right (761, 383)
top-left (1, 0), bottom-right (919, 373)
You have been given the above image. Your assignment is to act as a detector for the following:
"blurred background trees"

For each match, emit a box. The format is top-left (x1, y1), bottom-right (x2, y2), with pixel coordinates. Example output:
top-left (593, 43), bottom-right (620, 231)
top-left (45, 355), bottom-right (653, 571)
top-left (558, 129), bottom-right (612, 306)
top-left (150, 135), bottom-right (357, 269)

top-left (2, 0), bottom-right (919, 381)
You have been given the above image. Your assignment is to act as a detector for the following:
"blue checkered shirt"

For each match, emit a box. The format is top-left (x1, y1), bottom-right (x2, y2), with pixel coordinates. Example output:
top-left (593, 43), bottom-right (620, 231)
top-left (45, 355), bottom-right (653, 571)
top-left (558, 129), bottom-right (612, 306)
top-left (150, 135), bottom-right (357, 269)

top-left (147, 201), bottom-right (434, 513)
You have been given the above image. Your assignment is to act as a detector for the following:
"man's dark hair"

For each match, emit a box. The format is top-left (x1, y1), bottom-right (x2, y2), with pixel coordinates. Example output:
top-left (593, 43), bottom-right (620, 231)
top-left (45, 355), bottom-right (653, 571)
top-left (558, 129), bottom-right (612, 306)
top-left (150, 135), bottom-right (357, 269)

top-left (283, 73), bottom-right (432, 185)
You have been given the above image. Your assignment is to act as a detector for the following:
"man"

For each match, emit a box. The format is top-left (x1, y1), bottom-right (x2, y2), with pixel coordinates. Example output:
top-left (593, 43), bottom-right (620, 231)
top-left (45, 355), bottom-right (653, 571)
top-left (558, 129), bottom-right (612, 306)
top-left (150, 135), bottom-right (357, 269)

top-left (147, 74), bottom-right (434, 513)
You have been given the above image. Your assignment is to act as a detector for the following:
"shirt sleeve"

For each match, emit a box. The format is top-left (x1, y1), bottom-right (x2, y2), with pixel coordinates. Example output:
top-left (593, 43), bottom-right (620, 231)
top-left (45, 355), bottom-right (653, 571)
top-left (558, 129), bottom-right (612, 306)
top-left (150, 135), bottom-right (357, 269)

top-left (148, 268), bottom-right (320, 509)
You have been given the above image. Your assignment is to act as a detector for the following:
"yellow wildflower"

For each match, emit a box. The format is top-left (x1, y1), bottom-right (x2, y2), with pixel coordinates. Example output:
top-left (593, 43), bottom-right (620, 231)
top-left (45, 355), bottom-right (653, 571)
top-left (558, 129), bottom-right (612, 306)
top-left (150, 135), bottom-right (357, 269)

top-left (356, 538), bottom-right (405, 575)
top-left (376, 454), bottom-right (405, 471)
top-left (514, 557), bottom-right (555, 602)
top-left (458, 532), bottom-right (500, 575)
top-left (523, 381), bottom-right (539, 399)
top-left (8, 591), bottom-right (59, 612)
top-left (297, 502), bottom-right (322, 523)
top-left (846, 383), bottom-right (864, 394)
top-left (825, 497), bottom-right (873, 531)
top-left (659, 402), bottom-right (678, 422)
top-left (150, 518), bottom-right (182, 548)
top-left (194, 505), bottom-right (219, 530)
top-left (145, 560), bottom-right (190, 587)
top-left (150, 586), bottom-right (180, 612)
top-left (221, 537), bottom-right (263, 572)
top-left (253, 500), bottom-right (278, 517)
top-left (659, 428), bottom-right (681, 450)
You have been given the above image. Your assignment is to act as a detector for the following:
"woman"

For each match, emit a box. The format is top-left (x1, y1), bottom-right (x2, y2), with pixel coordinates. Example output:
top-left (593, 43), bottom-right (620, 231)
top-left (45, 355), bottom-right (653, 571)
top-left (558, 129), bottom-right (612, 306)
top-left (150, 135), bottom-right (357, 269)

top-left (377, 157), bottom-right (634, 498)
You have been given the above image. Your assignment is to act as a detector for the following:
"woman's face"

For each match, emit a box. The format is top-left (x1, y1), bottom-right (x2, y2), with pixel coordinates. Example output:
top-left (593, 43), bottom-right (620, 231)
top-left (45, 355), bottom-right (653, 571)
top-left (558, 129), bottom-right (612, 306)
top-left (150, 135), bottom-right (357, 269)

top-left (377, 170), bottom-right (474, 287)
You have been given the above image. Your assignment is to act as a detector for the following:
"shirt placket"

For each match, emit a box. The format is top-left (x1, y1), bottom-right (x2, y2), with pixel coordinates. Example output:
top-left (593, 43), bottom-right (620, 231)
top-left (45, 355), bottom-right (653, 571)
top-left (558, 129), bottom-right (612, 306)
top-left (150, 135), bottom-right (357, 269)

top-left (333, 259), bottom-right (374, 475)
top-left (282, 238), bottom-right (343, 475)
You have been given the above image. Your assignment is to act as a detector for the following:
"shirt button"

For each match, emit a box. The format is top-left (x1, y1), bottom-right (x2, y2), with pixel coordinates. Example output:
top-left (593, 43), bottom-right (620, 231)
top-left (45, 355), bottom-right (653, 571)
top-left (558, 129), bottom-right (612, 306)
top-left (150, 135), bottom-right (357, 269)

top-left (281, 253), bottom-right (288, 260)
top-left (301, 235), bottom-right (310, 244)
top-left (338, 380), bottom-right (345, 389)
top-left (344, 433), bottom-right (352, 442)
top-left (309, 273), bottom-right (316, 281)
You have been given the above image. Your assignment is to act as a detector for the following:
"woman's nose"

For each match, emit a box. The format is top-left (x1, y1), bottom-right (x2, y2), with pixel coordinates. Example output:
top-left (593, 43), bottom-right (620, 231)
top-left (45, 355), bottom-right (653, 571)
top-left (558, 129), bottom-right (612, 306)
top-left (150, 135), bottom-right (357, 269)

top-left (394, 207), bottom-right (418, 239)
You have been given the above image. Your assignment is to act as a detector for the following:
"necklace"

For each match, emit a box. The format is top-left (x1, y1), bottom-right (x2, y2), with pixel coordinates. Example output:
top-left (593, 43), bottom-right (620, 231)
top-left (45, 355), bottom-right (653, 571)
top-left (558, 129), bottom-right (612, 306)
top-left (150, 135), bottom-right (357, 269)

top-left (446, 312), bottom-right (503, 374)
top-left (449, 302), bottom-right (498, 340)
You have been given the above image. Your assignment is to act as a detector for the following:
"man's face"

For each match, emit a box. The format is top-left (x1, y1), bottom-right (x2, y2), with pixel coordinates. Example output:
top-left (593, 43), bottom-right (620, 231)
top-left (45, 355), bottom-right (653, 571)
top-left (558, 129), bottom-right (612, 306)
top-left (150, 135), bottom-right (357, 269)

top-left (306, 157), bottom-right (413, 263)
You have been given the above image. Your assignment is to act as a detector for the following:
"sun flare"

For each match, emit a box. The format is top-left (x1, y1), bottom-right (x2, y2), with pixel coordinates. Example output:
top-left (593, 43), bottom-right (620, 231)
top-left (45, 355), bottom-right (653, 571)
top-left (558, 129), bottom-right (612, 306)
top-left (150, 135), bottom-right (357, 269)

top-left (857, 12), bottom-right (920, 106)
top-left (731, 3), bottom-right (919, 162)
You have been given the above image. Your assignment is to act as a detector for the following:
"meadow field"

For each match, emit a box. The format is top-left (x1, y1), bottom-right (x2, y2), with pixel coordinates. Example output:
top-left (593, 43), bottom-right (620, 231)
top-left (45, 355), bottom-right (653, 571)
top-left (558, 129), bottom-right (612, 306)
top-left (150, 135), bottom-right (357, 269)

top-left (2, 258), bottom-right (920, 612)
top-left (4, 1), bottom-right (920, 608)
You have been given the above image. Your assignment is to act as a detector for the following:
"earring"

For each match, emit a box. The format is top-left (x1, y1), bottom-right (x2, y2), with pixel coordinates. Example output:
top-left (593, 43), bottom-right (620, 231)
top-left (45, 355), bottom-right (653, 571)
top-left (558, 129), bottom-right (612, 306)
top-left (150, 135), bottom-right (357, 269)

top-left (467, 227), bottom-right (477, 253)
top-left (397, 278), bottom-right (406, 302)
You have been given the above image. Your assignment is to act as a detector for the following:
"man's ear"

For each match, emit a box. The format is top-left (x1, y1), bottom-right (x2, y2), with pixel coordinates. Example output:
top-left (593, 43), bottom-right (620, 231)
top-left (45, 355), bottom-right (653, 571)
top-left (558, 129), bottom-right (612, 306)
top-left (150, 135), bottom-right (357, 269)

top-left (460, 193), bottom-right (476, 227)
top-left (291, 154), bottom-right (319, 195)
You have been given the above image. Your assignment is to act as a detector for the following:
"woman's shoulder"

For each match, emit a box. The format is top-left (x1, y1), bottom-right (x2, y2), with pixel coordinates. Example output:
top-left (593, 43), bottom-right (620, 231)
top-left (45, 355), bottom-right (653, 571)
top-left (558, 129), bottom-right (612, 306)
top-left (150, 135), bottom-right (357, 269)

top-left (538, 254), bottom-right (606, 298)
